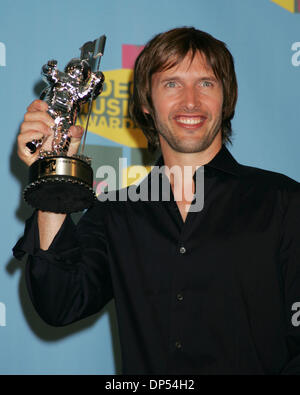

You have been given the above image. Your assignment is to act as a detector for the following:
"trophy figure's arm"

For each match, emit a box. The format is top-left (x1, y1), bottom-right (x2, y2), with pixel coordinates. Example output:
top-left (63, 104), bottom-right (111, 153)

top-left (40, 86), bottom-right (50, 101)
top-left (42, 60), bottom-right (60, 85)
top-left (78, 71), bottom-right (104, 101)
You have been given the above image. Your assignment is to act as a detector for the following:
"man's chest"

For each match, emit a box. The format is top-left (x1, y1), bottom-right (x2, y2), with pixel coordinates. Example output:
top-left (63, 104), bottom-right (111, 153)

top-left (106, 189), bottom-right (281, 290)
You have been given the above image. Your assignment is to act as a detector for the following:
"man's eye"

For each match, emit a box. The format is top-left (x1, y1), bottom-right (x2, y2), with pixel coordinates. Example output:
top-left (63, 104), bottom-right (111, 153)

top-left (165, 81), bottom-right (177, 88)
top-left (201, 81), bottom-right (213, 87)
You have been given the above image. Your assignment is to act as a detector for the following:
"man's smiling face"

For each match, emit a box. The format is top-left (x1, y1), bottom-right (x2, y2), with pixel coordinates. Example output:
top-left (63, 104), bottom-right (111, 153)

top-left (148, 51), bottom-right (224, 154)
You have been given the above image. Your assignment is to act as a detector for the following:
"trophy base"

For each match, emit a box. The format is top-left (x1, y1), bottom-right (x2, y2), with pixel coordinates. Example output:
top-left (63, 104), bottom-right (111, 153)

top-left (24, 155), bottom-right (96, 214)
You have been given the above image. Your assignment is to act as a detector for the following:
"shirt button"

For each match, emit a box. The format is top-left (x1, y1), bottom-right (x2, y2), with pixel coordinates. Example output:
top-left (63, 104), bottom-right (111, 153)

top-left (179, 246), bottom-right (186, 254)
top-left (177, 293), bottom-right (184, 301)
top-left (175, 341), bottom-right (182, 350)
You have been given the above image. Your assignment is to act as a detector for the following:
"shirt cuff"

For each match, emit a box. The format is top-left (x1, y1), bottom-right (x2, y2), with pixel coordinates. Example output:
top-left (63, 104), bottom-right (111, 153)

top-left (12, 211), bottom-right (79, 261)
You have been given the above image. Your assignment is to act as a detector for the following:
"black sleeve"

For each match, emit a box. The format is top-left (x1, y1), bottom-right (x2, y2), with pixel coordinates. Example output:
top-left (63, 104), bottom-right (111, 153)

top-left (12, 202), bottom-right (113, 327)
top-left (279, 184), bottom-right (300, 374)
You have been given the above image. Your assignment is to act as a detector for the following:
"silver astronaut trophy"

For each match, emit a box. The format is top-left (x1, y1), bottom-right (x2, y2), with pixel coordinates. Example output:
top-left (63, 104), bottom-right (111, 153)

top-left (24, 35), bottom-right (106, 213)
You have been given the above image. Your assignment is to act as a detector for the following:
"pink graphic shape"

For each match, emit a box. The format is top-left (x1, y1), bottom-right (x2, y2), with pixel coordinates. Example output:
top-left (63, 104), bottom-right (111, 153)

top-left (122, 44), bottom-right (144, 69)
top-left (297, 0), bottom-right (300, 12)
top-left (96, 181), bottom-right (108, 196)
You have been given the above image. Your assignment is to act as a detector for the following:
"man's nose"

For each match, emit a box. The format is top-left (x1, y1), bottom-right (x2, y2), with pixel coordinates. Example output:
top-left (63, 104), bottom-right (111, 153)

top-left (182, 86), bottom-right (200, 110)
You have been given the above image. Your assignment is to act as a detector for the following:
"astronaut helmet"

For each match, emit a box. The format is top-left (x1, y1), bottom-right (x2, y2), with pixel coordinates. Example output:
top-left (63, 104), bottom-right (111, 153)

top-left (65, 58), bottom-right (91, 82)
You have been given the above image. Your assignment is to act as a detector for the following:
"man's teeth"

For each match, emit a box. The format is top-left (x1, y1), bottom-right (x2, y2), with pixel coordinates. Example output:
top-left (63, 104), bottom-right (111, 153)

top-left (176, 117), bottom-right (204, 125)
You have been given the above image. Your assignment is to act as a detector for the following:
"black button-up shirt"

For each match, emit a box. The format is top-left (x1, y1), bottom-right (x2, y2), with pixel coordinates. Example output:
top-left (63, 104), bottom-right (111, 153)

top-left (13, 145), bottom-right (300, 375)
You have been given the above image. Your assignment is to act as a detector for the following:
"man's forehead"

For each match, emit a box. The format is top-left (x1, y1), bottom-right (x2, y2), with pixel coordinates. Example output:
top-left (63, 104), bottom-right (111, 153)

top-left (152, 51), bottom-right (216, 79)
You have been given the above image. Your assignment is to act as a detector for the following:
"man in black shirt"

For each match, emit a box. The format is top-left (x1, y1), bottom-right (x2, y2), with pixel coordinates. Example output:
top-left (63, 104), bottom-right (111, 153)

top-left (14, 27), bottom-right (300, 374)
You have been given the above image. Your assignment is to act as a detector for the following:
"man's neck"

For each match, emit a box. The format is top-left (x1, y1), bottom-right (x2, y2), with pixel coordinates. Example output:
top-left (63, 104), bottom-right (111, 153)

top-left (160, 134), bottom-right (222, 175)
top-left (158, 133), bottom-right (222, 222)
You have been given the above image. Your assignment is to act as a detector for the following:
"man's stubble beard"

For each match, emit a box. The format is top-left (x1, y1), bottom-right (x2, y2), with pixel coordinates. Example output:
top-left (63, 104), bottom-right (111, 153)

top-left (153, 111), bottom-right (222, 154)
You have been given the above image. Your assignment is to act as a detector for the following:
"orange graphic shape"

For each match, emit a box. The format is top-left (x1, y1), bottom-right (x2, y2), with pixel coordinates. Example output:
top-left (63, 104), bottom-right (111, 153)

top-left (271, 0), bottom-right (298, 13)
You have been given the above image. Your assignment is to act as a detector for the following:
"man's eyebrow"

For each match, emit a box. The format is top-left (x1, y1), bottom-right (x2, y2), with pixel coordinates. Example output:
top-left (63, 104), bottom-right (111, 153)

top-left (159, 75), bottom-right (218, 83)
top-left (198, 76), bottom-right (218, 82)
top-left (200, 75), bottom-right (218, 81)
top-left (159, 76), bottom-right (181, 83)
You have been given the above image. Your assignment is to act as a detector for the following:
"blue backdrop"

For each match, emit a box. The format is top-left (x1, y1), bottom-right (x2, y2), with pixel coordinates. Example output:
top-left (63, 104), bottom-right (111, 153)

top-left (0, 0), bottom-right (299, 374)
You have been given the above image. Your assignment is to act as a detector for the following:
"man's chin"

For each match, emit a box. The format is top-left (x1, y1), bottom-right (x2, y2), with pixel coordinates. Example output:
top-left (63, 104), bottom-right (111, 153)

top-left (157, 123), bottom-right (222, 154)
top-left (168, 138), bottom-right (214, 154)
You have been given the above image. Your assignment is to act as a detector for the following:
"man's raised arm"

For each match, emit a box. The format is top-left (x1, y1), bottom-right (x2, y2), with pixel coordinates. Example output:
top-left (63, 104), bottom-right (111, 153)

top-left (17, 99), bottom-right (84, 249)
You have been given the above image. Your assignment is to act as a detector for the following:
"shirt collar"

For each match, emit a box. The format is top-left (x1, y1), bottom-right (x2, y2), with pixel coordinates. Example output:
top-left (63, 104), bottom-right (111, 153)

top-left (154, 145), bottom-right (242, 178)
top-left (204, 145), bottom-right (241, 177)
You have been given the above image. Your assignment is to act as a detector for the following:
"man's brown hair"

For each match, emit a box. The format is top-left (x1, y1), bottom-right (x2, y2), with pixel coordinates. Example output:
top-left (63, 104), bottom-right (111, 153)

top-left (130, 27), bottom-right (238, 152)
